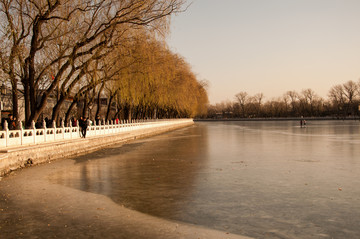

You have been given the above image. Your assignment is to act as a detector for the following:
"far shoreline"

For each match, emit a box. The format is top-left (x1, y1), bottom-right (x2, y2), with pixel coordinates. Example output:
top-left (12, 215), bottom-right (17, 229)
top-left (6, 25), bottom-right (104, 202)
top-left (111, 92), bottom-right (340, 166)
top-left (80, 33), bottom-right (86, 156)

top-left (195, 116), bottom-right (360, 122)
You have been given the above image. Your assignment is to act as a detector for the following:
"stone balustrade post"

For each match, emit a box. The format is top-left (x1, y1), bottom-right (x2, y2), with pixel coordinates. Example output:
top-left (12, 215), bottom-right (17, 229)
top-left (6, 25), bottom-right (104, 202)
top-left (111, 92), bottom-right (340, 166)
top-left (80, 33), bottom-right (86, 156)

top-left (43, 120), bottom-right (47, 142)
top-left (31, 120), bottom-right (36, 144)
top-left (19, 121), bottom-right (24, 145)
top-left (60, 120), bottom-right (65, 139)
top-left (70, 121), bottom-right (73, 139)
top-left (31, 120), bottom-right (36, 129)
top-left (4, 121), bottom-right (8, 147)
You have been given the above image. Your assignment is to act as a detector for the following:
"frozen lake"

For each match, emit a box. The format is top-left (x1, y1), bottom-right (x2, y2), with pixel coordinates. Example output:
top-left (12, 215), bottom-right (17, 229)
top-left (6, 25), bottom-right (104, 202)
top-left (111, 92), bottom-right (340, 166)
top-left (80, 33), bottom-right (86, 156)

top-left (51, 120), bottom-right (360, 238)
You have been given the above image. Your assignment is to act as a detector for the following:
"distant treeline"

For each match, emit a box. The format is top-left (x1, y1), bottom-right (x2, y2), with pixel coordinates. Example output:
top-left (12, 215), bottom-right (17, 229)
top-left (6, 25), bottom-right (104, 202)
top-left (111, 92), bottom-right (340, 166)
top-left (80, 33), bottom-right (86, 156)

top-left (204, 80), bottom-right (360, 119)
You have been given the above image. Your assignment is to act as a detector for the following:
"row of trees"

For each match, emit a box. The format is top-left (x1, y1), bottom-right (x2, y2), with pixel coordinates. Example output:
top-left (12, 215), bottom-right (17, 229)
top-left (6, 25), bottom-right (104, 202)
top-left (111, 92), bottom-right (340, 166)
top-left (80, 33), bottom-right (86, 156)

top-left (0, 0), bottom-right (208, 128)
top-left (207, 80), bottom-right (360, 119)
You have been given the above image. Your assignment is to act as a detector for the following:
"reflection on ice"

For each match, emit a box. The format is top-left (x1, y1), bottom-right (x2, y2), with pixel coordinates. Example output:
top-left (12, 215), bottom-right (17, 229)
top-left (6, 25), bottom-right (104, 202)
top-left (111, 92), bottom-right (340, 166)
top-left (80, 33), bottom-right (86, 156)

top-left (50, 120), bottom-right (360, 239)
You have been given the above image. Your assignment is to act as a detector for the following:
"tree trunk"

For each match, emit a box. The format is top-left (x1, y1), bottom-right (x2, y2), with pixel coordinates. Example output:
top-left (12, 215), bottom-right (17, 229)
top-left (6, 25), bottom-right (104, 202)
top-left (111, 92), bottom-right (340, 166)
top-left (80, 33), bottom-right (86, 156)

top-left (22, 78), bottom-right (31, 127)
top-left (64, 100), bottom-right (77, 126)
top-left (123, 103), bottom-right (131, 121)
top-left (105, 94), bottom-right (114, 122)
top-left (82, 93), bottom-right (88, 118)
top-left (10, 79), bottom-right (18, 120)
top-left (95, 82), bottom-right (105, 118)
top-left (52, 94), bottom-right (66, 122)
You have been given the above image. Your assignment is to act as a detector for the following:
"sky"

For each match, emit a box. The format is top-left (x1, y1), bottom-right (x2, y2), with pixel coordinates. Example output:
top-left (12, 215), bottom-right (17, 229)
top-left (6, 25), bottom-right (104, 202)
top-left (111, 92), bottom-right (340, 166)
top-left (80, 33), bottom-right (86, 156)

top-left (168, 0), bottom-right (360, 104)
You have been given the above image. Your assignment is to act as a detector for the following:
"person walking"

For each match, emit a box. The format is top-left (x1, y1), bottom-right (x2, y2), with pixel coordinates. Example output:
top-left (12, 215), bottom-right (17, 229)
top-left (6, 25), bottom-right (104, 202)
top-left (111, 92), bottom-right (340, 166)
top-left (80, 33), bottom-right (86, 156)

top-left (8, 114), bottom-right (17, 130)
top-left (79, 116), bottom-right (87, 138)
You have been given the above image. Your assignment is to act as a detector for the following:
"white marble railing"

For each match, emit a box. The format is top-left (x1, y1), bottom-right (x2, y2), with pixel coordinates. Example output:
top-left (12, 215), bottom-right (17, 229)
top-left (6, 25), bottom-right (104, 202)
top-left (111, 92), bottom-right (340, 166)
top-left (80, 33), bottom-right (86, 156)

top-left (0, 119), bottom-right (193, 148)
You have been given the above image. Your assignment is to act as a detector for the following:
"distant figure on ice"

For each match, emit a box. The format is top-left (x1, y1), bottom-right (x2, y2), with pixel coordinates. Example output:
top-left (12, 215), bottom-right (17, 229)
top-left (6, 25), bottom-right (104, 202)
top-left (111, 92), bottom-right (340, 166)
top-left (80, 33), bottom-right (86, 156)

top-left (300, 117), bottom-right (306, 128)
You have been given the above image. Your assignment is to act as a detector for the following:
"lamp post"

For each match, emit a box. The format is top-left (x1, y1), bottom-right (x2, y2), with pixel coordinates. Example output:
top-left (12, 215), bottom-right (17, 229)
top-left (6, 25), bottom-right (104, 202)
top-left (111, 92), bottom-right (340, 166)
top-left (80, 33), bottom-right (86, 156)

top-left (88, 104), bottom-right (93, 120)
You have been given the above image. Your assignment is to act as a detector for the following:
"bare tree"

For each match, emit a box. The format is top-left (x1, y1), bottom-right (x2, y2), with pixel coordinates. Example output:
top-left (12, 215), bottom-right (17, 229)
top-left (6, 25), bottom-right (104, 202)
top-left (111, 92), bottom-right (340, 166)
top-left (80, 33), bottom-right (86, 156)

top-left (284, 90), bottom-right (299, 116)
top-left (300, 89), bottom-right (318, 116)
top-left (328, 84), bottom-right (345, 114)
top-left (343, 80), bottom-right (359, 104)
top-left (342, 80), bottom-right (359, 115)
top-left (253, 93), bottom-right (264, 117)
top-left (328, 81), bottom-right (359, 116)
top-left (235, 91), bottom-right (248, 117)
top-left (1, 0), bottom-right (185, 127)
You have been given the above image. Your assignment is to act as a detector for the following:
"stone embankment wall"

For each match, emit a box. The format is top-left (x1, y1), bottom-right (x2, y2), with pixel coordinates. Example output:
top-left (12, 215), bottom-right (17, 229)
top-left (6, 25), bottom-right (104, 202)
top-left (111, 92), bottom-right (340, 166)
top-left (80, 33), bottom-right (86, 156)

top-left (0, 119), bottom-right (194, 176)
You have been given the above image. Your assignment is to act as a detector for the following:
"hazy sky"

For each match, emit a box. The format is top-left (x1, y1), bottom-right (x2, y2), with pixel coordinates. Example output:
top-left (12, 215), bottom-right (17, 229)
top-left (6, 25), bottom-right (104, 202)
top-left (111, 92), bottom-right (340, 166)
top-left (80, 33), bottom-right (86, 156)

top-left (168, 0), bottom-right (360, 104)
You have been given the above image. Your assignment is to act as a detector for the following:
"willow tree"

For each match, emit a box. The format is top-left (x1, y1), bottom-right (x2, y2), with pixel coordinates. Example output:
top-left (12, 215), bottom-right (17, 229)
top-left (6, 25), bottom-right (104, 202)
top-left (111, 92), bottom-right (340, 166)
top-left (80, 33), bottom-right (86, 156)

top-left (108, 34), bottom-right (170, 120)
top-left (103, 32), bottom-right (209, 120)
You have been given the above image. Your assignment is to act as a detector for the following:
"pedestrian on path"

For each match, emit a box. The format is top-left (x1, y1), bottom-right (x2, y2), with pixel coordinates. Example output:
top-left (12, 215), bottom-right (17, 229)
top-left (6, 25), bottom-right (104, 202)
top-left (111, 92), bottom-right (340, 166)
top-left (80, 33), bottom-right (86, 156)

top-left (79, 116), bottom-right (87, 138)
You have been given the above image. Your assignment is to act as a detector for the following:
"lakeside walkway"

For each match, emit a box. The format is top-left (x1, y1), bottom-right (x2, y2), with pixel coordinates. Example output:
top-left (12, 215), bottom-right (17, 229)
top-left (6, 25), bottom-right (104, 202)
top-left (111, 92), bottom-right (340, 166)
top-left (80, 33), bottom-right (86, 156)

top-left (0, 119), bottom-right (194, 176)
